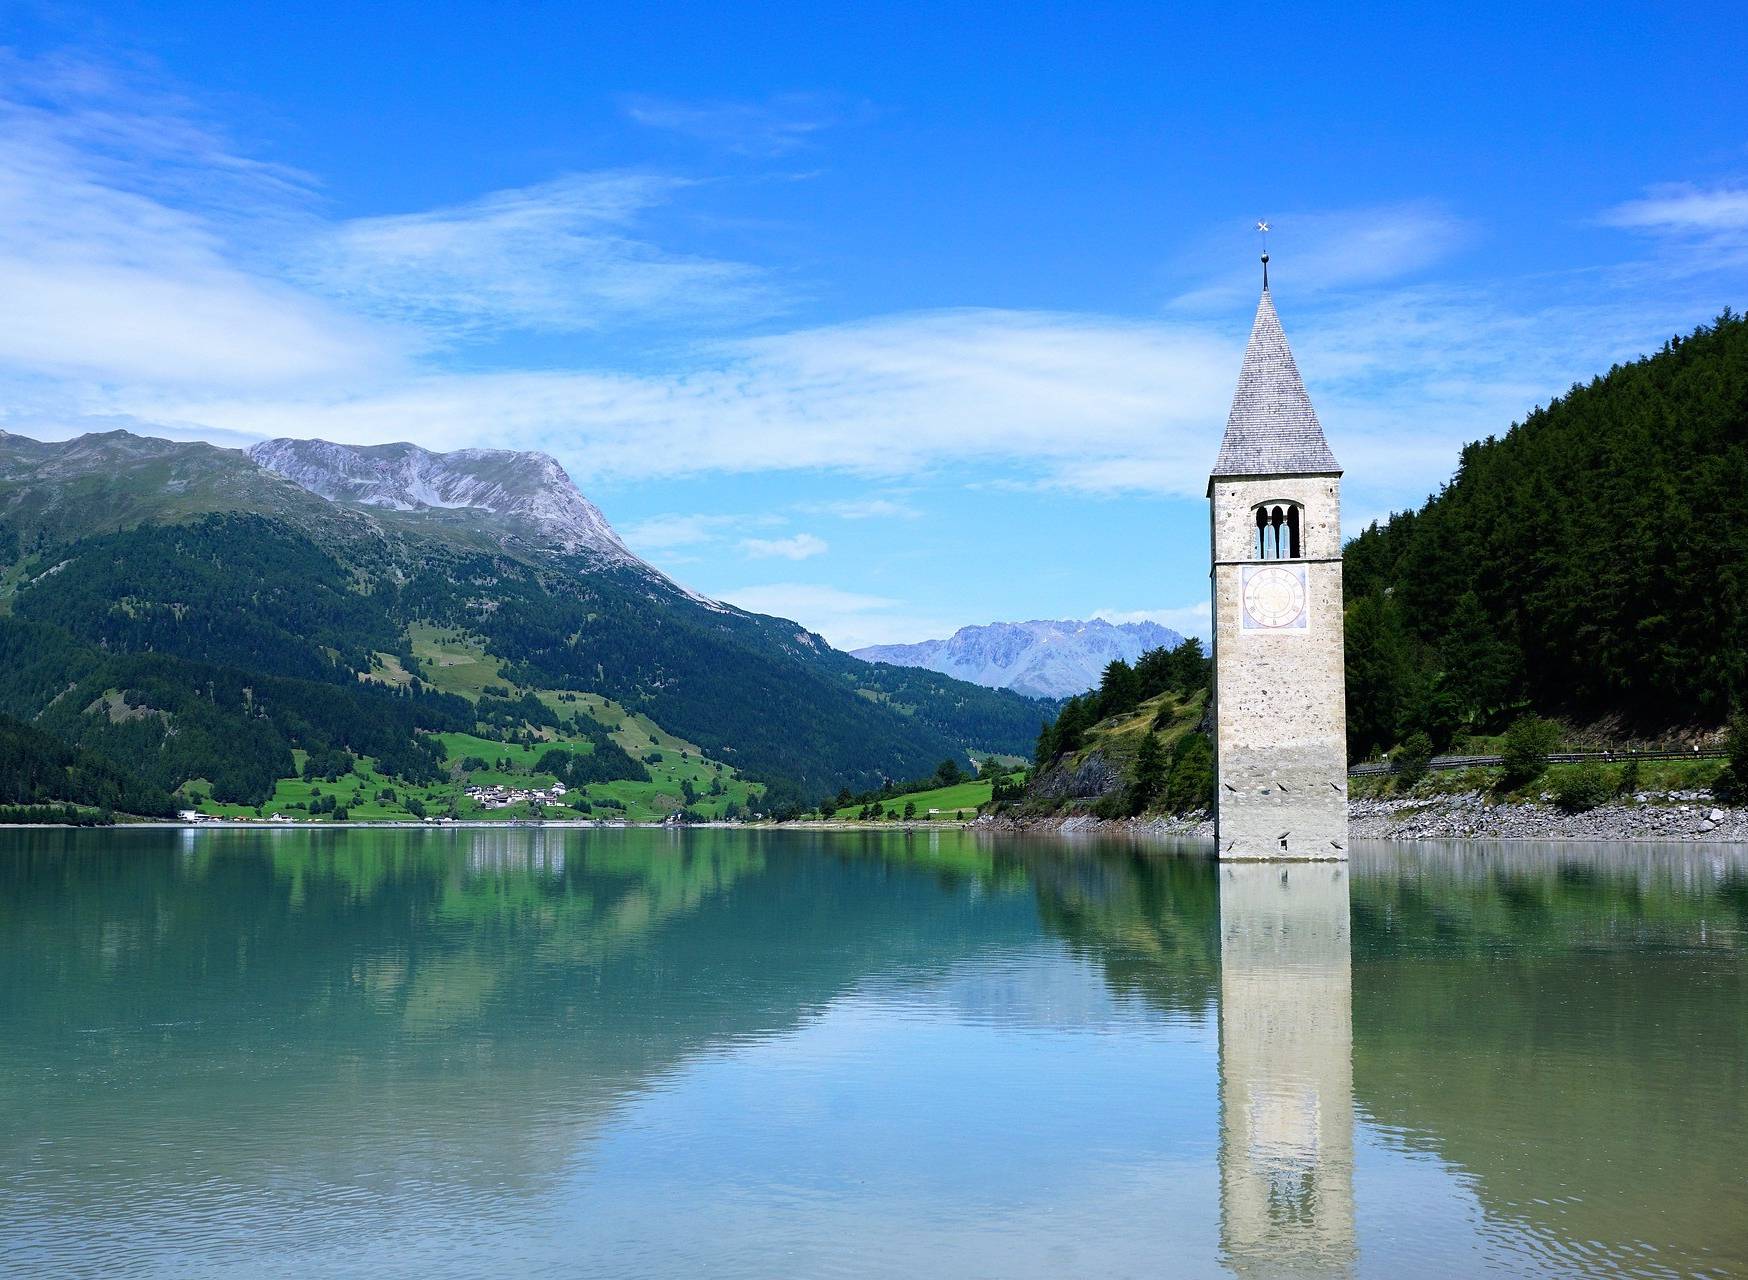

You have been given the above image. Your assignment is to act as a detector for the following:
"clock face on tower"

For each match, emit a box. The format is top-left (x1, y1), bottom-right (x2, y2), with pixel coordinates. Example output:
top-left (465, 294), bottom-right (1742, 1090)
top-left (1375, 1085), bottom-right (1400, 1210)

top-left (1241, 564), bottom-right (1309, 631)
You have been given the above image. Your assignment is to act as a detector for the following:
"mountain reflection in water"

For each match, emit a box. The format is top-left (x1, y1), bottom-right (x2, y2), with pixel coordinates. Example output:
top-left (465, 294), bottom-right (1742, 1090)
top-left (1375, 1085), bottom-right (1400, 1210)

top-left (0, 828), bottom-right (1743, 1278)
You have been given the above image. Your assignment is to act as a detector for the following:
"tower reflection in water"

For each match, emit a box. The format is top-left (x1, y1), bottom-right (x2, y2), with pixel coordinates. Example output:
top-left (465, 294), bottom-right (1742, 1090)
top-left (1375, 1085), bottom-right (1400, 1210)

top-left (1218, 862), bottom-right (1356, 1277)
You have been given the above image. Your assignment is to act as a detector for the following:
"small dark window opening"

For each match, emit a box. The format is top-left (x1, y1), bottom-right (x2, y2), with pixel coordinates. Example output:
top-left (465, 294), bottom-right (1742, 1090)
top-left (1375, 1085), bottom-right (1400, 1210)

top-left (1253, 503), bottom-right (1303, 559)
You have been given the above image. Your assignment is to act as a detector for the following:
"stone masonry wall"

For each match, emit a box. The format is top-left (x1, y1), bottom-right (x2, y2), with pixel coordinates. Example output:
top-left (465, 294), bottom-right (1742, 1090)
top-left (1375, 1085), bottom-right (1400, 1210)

top-left (1210, 474), bottom-right (1349, 859)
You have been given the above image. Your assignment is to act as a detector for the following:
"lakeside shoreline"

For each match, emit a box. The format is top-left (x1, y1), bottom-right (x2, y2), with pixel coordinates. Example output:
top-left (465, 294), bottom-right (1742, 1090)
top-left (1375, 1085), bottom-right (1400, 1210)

top-left (7, 793), bottom-right (1747, 842)
top-left (982, 790), bottom-right (1748, 844)
top-left (1, 818), bottom-right (982, 832)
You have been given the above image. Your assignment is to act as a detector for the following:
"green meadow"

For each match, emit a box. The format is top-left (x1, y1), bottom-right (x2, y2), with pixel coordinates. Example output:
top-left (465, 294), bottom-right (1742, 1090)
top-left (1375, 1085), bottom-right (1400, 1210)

top-left (184, 624), bottom-right (763, 824)
top-left (832, 774), bottom-right (1021, 821)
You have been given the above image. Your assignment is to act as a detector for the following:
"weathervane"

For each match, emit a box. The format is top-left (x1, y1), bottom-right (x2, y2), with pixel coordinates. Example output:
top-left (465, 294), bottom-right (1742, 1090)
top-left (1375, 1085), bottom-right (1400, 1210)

top-left (1256, 220), bottom-right (1271, 290)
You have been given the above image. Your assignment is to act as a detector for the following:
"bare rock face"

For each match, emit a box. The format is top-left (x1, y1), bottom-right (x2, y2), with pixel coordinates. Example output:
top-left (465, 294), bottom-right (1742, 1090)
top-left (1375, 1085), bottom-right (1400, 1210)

top-left (1070, 753), bottom-right (1124, 799)
top-left (248, 438), bottom-right (639, 565)
top-left (1030, 750), bottom-right (1124, 804)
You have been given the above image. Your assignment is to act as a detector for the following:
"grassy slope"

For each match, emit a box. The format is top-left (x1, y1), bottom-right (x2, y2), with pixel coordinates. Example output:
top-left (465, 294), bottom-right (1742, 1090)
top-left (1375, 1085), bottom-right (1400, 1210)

top-left (830, 775), bottom-right (1015, 820)
top-left (827, 691), bottom-right (1208, 822)
top-left (189, 623), bottom-right (761, 823)
top-left (1073, 689), bottom-right (1206, 772)
top-left (414, 626), bottom-right (761, 817)
top-left (1006, 688), bottom-right (1208, 818)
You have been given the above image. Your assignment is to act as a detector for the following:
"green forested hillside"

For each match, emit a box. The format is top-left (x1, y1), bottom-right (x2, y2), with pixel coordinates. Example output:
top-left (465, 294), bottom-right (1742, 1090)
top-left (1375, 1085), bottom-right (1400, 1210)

top-left (1023, 640), bottom-right (1214, 818)
top-left (16, 515), bottom-right (400, 680)
top-left (0, 432), bottom-right (1049, 815)
top-left (1344, 308), bottom-right (1748, 757)
top-left (0, 714), bottom-right (174, 818)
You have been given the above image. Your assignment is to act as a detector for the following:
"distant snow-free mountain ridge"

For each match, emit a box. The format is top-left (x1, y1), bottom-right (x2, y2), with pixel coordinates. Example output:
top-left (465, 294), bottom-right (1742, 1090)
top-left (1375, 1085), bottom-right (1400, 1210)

top-left (854, 618), bottom-right (1187, 699)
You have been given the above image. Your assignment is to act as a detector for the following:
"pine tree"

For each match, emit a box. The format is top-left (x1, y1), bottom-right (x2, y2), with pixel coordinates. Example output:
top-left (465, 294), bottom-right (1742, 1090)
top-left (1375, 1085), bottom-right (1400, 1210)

top-left (1129, 731), bottom-right (1168, 813)
top-left (1344, 595), bottom-right (1419, 760)
top-left (1163, 734), bottom-right (1215, 815)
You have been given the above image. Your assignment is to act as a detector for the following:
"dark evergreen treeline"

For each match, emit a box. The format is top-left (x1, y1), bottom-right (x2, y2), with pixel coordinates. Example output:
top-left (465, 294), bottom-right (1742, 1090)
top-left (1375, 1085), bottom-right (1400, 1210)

top-left (1343, 308), bottom-right (1748, 758)
top-left (0, 805), bottom-right (119, 826)
top-left (0, 714), bottom-right (175, 817)
top-left (477, 691), bottom-right (562, 733)
top-left (0, 616), bottom-right (475, 807)
top-left (535, 718), bottom-right (650, 788)
top-left (820, 658), bottom-right (1056, 758)
top-left (1034, 638), bottom-right (1210, 764)
top-left (16, 515), bottom-right (400, 681)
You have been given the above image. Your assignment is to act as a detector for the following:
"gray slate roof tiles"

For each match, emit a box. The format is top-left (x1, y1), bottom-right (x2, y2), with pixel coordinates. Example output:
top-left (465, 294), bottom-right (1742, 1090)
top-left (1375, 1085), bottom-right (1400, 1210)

top-left (1210, 288), bottom-right (1341, 478)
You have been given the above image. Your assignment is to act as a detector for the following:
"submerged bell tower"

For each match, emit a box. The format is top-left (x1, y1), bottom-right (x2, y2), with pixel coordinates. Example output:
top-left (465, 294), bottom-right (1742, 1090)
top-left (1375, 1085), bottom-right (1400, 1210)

top-left (1208, 245), bottom-right (1348, 859)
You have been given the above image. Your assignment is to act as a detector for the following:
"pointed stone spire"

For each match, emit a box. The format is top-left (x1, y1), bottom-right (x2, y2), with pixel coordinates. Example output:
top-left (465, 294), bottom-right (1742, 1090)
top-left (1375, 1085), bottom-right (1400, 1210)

top-left (1209, 288), bottom-right (1341, 480)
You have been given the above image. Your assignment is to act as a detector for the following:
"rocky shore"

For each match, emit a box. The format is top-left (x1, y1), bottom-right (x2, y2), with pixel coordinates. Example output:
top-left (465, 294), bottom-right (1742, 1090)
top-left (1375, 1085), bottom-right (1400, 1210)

top-left (983, 790), bottom-right (1748, 843)
top-left (1347, 790), bottom-right (1746, 842)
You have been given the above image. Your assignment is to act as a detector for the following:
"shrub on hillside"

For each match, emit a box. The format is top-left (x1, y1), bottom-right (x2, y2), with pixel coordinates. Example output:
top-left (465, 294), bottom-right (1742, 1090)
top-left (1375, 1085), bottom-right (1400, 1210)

top-left (1093, 790), bottom-right (1130, 820)
top-left (1163, 733), bottom-right (1215, 815)
top-left (1715, 712), bottom-right (1748, 803)
top-left (1501, 715), bottom-right (1560, 788)
top-left (1392, 732), bottom-right (1434, 788)
top-left (1126, 732), bottom-right (1168, 815)
top-left (1553, 763), bottom-right (1608, 813)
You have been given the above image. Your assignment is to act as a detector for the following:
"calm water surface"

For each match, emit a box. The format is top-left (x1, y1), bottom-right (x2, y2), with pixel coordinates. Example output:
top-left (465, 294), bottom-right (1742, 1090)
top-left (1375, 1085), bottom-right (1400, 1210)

top-left (1, 829), bottom-right (1744, 1278)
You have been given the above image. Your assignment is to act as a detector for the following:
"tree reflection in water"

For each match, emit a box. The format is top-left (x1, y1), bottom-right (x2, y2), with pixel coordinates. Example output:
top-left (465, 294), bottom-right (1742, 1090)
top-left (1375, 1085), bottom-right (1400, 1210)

top-left (1, 830), bottom-right (1744, 1277)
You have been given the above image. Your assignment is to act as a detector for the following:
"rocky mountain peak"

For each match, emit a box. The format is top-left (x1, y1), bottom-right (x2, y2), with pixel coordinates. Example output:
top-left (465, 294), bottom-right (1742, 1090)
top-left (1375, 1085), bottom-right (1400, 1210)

top-left (853, 617), bottom-right (1189, 699)
top-left (247, 437), bottom-right (638, 564)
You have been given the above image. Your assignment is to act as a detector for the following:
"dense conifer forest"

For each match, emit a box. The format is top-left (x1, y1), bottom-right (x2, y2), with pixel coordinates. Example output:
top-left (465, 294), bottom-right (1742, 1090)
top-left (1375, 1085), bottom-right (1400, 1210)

top-left (1343, 309), bottom-right (1748, 757)
top-left (0, 714), bottom-right (174, 818)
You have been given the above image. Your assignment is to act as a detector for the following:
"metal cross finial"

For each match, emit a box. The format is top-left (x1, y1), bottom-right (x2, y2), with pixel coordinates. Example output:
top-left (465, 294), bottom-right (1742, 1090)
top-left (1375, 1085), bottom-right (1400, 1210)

top-left (1256, 220), bottom-right (1271, 290)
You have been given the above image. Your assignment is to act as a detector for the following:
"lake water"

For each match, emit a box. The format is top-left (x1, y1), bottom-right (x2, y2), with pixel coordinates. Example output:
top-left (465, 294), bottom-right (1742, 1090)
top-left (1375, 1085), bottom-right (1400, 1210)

top-left (1, 828), bottom-right (1744, 1278)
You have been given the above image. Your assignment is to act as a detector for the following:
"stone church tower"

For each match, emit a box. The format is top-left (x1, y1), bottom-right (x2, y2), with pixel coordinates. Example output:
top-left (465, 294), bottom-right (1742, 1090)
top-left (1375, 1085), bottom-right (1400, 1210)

top-left (1208, 263), bottom-right (1347, 859)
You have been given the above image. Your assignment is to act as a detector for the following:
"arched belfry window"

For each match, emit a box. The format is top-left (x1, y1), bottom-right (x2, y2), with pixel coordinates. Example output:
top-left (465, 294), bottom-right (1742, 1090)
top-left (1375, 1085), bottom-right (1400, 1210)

top-left (1252, 502), bottom-right (1303, 560)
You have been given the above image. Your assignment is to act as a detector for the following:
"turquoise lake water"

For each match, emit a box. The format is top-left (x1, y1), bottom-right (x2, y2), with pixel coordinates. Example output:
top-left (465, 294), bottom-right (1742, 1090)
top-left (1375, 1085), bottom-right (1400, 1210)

top-left (1, 828), bottom-right (1744, 1277)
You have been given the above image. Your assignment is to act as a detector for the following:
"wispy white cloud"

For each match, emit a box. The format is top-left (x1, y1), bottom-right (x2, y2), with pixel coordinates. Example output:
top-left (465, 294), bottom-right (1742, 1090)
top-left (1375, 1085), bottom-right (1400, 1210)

top-left (620, 512), bottom-right (741, 552)
top-left (132, 309), bottom-right (1239, 495)
top-left (740, 532), bottom-right (827, 560)
top-left (5, 46), bottom-right (1743, 564)
top-left (622, 92), bottom-right (859, 156)
top-left (301, 172), bottom-right (771, 336)
top-left (797, 495), bottom-right (921, 520)
top-left (716, 582), bottom-right (956, 650)
top-left (0, 53), bottom-right (392, 387)
top-left (36, 251), bottom-right (1727, 525)
top-left (0, 50), bottom-right (316, 225)
top-left (1595, 182), bottom-right (1748, 279)
top-left (1599, 183), bottom-right (1748, 234)
top-left (616, 511), bottom-right (785, 564)
top-left (1171, 202), bottom-right (1472, 310)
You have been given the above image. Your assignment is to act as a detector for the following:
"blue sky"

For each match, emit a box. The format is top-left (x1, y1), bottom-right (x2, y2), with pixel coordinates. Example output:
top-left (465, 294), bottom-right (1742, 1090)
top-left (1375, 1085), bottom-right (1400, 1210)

top-left (3, 1), bottom-right (1746, 646)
